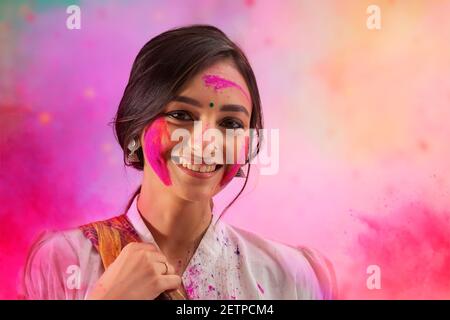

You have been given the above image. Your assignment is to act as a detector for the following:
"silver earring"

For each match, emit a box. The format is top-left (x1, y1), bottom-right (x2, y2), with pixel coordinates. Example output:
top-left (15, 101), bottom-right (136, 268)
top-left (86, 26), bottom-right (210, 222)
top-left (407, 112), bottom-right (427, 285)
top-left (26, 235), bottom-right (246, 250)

top-left (127, 138), bottom-right (141, 163)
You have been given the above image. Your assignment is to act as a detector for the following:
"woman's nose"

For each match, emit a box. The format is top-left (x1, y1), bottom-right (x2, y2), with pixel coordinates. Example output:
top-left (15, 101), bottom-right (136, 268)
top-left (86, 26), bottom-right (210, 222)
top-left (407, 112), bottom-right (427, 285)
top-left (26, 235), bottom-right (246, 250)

top-left (189, 120), bottom-right (221, 161)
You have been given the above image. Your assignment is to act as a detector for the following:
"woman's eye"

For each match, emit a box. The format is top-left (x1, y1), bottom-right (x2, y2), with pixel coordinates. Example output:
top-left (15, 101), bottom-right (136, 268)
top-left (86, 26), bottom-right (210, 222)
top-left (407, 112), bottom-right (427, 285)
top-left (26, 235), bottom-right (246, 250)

top-left (221, 118), bottom-right (244, 129)
top-left (167, 111), bottom-right (193, 121)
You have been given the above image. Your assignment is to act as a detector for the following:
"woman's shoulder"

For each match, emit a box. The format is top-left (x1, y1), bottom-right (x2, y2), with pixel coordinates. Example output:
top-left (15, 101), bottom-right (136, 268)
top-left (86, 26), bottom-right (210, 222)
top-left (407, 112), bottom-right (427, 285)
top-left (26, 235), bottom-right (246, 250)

top-left (21, 227), bottom-right (98, 300)
top-left (26, 227), bottom-right (92, 260)
top-left (219, 222), bottom-right (338, 299)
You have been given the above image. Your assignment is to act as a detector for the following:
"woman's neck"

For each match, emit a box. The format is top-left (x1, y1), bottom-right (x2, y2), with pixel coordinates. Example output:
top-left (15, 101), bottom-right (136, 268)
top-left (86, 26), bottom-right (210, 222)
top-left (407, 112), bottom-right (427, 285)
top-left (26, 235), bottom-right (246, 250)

top-left (136, 175), bottom-right (213, 260)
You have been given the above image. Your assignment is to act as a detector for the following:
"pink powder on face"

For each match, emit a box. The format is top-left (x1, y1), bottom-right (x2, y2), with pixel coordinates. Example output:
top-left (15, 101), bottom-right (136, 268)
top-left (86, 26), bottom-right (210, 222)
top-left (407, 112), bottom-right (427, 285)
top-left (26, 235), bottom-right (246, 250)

top-left (220, 164), bottom-right (241, 187)
top-left (144, 118), bottom-right (172, 186)
top-left (202, 74), bottom-right (250, 102)
top-left (202, 74), bottom-right (251, 187)
top-left (220, 136), bottom-right (250, 187)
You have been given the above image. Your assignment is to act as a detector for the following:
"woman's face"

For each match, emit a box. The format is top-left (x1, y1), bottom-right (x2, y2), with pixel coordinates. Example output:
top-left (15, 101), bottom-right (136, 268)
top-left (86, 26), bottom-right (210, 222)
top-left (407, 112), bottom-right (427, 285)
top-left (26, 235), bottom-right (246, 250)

top-left (141, 60), bottom-right (252, 202)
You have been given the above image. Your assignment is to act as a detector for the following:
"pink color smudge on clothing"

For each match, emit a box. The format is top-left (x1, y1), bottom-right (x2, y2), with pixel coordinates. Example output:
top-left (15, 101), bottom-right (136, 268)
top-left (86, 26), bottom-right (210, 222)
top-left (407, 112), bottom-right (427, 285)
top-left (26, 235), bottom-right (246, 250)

top-left (202, 74), bottom-right (250, 102)
top-left (257, 283), bottom-right (265, 294)
top-left (184, 264), bottom-right (201, 299)
top-left (184, 282), bottom-right (196, 299)
top-left (187, 264), bottom-right (201, 277)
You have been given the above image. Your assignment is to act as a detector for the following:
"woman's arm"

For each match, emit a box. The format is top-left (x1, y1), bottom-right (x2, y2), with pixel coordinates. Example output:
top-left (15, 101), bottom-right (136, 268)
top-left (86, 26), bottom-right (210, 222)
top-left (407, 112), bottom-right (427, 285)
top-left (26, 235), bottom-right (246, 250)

top-left (21, 231), bottom-right (82, 299)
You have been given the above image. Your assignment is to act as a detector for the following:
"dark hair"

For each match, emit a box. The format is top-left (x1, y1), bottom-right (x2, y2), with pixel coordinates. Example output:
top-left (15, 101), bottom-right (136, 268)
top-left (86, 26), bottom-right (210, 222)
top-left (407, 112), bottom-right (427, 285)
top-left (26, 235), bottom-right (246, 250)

top-left (113, 24), bottom-right (264, 217)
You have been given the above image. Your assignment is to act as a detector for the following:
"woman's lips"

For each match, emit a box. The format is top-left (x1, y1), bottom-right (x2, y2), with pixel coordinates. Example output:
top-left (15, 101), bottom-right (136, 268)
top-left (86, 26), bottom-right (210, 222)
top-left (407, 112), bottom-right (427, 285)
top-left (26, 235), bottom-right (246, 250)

top-left (177, 164), bottom-right (222, 179)
top-left (172, 158), bottom-right (223, 179)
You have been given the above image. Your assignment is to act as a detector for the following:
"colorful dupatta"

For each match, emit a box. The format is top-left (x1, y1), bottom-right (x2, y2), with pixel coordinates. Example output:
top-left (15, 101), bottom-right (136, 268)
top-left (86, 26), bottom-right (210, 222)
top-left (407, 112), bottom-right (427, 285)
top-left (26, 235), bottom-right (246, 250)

top-left (79, 215), bottom-right (185, 300)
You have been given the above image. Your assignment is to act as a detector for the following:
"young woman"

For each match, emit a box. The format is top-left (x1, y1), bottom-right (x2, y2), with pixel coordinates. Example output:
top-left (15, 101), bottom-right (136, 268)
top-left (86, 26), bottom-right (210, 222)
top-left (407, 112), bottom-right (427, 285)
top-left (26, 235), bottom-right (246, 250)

top-left (22, 25), bottom-right (337, 300)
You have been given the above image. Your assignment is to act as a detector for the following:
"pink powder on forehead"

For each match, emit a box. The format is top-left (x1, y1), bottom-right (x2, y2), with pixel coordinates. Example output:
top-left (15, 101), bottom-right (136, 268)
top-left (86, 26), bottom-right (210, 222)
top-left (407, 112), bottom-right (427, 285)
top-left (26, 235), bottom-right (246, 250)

top-left (202, 74), bottom-right (250, 102)
top-left (144, 118), bottom-right (172, 186)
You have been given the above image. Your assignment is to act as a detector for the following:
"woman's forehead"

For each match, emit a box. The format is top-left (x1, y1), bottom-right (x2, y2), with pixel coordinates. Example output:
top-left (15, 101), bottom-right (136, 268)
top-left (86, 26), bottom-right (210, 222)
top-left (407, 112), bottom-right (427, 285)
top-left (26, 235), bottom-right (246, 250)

top-left (200, 61), bottom-right (248, 88)
top-left (179, 61), bottom-right (251, 108)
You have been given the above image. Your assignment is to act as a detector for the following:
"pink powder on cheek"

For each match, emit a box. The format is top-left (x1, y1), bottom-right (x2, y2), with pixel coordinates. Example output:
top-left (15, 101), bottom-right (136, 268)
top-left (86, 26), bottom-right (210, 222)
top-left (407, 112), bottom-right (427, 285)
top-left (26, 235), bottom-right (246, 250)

top-left (220, 163), bottom-right (241, 187)
top-left (203, 74), bottom-right (251, 187)
top-left (144, 118), bottom-right (172, 186)
top-left (202, 74), bottom-right (250, 102)
top-left (219, 136), bottom-right (250, 187)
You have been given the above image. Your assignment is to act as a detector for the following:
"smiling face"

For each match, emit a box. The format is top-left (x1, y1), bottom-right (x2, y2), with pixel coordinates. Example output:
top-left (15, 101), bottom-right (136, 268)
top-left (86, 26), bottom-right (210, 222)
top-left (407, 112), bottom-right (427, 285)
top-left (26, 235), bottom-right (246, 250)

top-left (141, 59), bottom-right (252, 202)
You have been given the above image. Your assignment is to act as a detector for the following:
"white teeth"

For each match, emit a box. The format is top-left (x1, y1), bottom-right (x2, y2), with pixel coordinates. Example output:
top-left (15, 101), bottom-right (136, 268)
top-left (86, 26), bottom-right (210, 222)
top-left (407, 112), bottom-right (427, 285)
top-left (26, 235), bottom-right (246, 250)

top-left (174, 158), bottom-right (217, 173)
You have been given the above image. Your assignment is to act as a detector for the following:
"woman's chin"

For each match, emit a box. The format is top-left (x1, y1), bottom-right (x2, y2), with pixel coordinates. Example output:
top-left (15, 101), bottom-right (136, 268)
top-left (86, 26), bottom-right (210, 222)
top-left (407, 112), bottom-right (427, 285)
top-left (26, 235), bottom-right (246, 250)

top-left (165, 172), bottom-right (216, 201)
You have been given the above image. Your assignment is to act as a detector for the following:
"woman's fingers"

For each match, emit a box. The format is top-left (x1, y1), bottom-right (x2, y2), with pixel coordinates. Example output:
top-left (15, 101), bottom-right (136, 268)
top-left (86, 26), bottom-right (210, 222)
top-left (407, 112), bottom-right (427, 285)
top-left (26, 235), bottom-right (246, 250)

top-left (153, 261), bottom-right (168, 275)
top-left (126, 241), bottom-right (177, 275)
top-left (166, 263), bottom-right (176, 275)
top-left (155, 274), bottom-right (182, 292)
top-left (124, 242), bottom-right (157, 251)
top-left (153, 261), bottom-right (176, 275)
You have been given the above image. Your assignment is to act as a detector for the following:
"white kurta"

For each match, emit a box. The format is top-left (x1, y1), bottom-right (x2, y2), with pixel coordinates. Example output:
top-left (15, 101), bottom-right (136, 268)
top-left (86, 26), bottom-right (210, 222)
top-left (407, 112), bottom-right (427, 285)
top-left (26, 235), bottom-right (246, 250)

top-left (21, 197), bottom-right (337, 300)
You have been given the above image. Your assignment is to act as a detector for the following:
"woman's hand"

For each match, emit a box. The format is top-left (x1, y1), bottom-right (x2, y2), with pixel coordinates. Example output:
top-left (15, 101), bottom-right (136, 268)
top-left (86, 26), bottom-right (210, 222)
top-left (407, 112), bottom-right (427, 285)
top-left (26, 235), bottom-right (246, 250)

top-left (87, 242), bottom-right (181, 300)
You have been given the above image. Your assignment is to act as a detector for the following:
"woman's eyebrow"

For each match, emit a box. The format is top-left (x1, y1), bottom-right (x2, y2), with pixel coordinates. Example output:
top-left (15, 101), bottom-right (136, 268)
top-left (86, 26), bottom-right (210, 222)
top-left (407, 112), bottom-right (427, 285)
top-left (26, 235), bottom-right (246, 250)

top-left (220, 104), bottom-right (250, 117)
top-left (173, 95), bottom-right (250, 117)
top-left (172, 95), bottom-right (202, 107)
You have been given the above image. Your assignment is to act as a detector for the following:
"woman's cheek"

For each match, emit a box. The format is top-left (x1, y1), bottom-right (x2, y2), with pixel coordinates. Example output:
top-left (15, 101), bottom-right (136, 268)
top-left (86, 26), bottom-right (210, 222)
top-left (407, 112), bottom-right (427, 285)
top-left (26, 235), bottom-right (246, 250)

top-left (143, 118), bottom-right (172, 186)
top-left (219, 135), bottom-right (249, 187)
top-left (220, 164), bottom-right (240, 187)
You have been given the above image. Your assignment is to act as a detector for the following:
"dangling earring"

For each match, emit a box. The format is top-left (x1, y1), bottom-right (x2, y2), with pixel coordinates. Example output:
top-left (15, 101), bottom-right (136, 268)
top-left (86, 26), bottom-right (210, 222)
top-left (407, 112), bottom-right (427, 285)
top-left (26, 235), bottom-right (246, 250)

top-left (127, 138), bottom-right (141, 163)
top-left (235, 167), bottom-right (246, 178)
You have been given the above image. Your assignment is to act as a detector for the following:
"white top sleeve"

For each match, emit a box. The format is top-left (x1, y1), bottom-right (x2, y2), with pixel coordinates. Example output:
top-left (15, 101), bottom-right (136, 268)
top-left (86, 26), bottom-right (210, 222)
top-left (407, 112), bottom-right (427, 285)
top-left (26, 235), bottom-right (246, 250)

top-left (296, 246), bottom-right (338, 299)
top-left (21, 229), bottom-right (103, 300)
